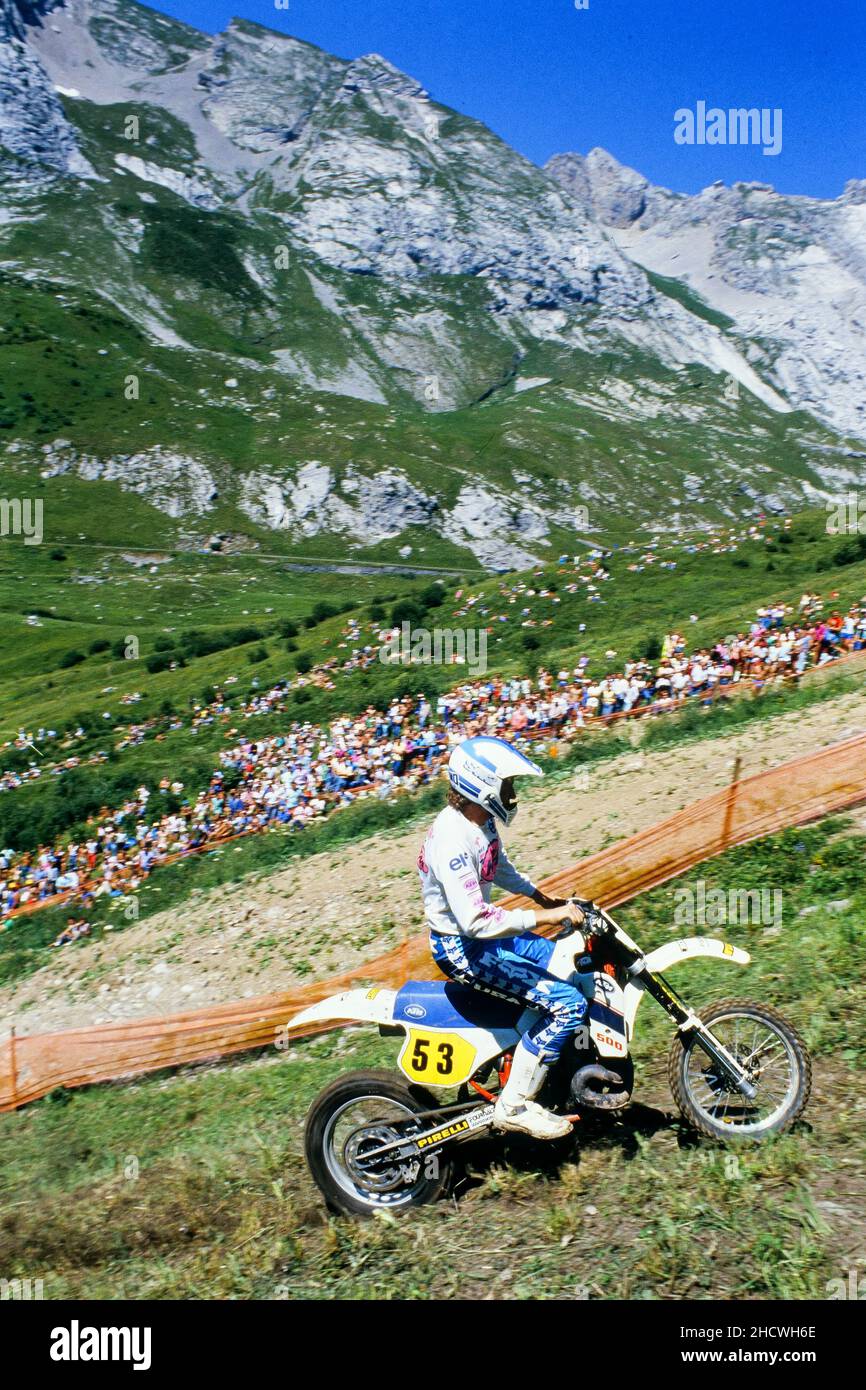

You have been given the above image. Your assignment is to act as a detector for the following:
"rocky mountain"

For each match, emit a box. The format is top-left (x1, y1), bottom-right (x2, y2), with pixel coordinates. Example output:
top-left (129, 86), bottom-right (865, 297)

top-left (0, 0), bottom-right (864, 567)
top-left (547, 148), bottom-right (866, 441)
top-left (0, 0), bottom-right (93, 176)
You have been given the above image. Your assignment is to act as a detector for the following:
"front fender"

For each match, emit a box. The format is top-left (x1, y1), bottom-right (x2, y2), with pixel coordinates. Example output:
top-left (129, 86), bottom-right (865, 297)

top-left (623, 937), bottom-right (750, 1037)
top-left (643, 937), bottom-right (751, 972)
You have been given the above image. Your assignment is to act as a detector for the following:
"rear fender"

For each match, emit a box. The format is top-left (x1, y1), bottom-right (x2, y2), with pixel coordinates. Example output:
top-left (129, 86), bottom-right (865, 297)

top-left (287, 986), bottom-right (398, 1031)
top-left (288, 987), bottom-right (517, 1087)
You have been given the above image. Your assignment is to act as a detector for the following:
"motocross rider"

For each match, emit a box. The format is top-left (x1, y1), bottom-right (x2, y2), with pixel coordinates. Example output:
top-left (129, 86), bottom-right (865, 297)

top-left (418, 735), bottom-right (587, 1140)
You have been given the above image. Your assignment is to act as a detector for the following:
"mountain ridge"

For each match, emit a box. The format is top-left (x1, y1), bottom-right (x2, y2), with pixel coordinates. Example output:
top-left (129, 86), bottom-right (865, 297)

top-left (1, 0), bottom-right (864, 567)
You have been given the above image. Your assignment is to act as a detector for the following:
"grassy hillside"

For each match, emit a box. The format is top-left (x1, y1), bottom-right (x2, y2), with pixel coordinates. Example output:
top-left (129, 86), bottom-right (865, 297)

top-left (1, 814), bottom-right (862, 1300)
top-left (2, 505), bottom-right (864, 811)
top-left (0, 229), bottom-right (860, 568)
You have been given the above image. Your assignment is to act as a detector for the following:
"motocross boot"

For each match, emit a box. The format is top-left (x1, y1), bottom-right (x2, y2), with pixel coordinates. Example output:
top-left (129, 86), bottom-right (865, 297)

top-left (493, 1041), bottom-right (572, 1140)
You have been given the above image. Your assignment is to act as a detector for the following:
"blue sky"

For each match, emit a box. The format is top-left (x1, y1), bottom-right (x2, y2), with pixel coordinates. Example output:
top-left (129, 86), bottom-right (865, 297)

top-left (154, 0), bottom-right (863, 199)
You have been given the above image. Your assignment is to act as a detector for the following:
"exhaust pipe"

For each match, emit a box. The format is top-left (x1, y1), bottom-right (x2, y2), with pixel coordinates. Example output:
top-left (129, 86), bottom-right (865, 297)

top-left (570, 1064), bottom-right (631, 1112)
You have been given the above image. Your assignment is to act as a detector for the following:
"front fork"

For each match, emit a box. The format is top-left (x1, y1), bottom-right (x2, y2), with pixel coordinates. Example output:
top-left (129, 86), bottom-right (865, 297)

top-left (632, 964), bottom-right (758, 1100)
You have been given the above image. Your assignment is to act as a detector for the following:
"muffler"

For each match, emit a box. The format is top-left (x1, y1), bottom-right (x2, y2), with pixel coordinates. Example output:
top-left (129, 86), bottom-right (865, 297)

top-left (570, 1064), bottom-right (631, 1111)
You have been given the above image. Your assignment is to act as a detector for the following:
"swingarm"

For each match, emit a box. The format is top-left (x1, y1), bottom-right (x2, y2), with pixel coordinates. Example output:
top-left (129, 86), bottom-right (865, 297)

top-left (348, 1100), bottom-right (495, 1173)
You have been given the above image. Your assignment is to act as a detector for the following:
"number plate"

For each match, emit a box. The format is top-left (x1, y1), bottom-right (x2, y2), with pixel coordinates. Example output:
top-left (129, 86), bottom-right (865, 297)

top-left (397, 1028), bottom-right (479, 1087)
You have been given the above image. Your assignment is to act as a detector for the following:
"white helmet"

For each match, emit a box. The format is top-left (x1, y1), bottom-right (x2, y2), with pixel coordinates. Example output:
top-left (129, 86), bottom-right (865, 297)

top-left (448, 736), bottom-right (543, 826)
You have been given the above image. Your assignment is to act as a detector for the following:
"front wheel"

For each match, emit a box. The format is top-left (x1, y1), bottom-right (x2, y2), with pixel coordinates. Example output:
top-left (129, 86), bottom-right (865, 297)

top-left (304, 1069), bottom-right (453, 1217)
top-left (668, 999), bottom-right (811, 1141)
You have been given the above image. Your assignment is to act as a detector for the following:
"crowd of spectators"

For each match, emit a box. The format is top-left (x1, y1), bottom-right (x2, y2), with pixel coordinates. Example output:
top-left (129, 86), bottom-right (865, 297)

top-left (2, 591), bottom-right (865, 927)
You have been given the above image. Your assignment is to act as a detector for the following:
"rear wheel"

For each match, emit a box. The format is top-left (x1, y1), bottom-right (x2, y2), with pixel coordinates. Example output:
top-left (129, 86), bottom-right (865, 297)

top-left (304, 1069), bottom-right (453, 1217)
top-left (669, 999), bottom-right (811, 1141)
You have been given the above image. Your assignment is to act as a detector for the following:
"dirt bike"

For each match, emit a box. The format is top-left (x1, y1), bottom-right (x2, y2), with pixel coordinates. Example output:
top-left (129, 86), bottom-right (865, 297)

top-left (290, 903), bottom-right (811, 1216)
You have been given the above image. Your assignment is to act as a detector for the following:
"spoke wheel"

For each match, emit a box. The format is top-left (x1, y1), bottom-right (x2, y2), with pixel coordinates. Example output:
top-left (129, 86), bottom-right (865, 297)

top-left (669, 999), bottom-right (811, 1141)
top-left (304, 1070), bottom-right (452, 1216)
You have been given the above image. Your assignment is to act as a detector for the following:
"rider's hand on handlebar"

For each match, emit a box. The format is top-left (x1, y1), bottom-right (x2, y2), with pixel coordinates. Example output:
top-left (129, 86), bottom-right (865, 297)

top-left (535, 901), bottom-right (585, 930)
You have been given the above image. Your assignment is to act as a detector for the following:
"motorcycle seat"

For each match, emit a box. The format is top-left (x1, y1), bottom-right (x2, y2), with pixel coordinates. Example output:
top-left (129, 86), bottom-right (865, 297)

top-left (394, 979), bottom-right (523, 1032)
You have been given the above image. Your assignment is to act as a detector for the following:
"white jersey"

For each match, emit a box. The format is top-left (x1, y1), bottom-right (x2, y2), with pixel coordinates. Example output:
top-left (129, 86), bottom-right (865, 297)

top-left (418, 805), bottom-right (537, 939)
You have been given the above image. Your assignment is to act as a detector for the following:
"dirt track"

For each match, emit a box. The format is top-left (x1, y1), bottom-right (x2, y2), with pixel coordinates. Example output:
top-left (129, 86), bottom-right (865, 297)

top-left (3, 688), bottom-right (865, 1038)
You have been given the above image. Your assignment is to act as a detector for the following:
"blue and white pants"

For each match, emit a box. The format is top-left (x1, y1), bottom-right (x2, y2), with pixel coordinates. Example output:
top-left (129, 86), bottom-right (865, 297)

top-left (430, 931), bottom-right (587, 1062)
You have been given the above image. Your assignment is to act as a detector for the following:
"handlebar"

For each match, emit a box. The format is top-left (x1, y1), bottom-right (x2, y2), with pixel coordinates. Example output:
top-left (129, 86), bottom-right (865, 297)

top-left (555, 900), bottom-right (594, 937)
top-left (554, 899), bottom-right (641, 958)
top-left (563, 899), bottom-right (610, 937)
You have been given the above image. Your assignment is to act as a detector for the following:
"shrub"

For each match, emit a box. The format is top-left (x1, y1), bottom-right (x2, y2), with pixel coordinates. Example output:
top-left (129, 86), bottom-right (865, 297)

top-left (227, 625), bottom-right (264, 646)
top-left (311, 601), bottom-right (339, 625)
top-left (832, 537), bottom-right (866, 567)
top-left (522, 633), bottom-right (540, 651)
top-left (178, 626), bottom-right (264, 659)
top-left (141, 203), bottom-right (263, 304)
top-left (49, 548), bottom-right (66, 561)
top-left (418, 583), bottom-right (444, 610)
top-left (389, 668), bottom-right (428, 700)
top-left (294, 653), bottom-right (313, 674)
top-left (59, 649), bottom-right (85, 669)
top-left (88, 638), bottom-right (110, 655)
top-left (277, 619), bottom-right (299, 639)
top-left (145, 652), bottom-right (176, 674)
top-left (390, 600), bottom-right (424, 627)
